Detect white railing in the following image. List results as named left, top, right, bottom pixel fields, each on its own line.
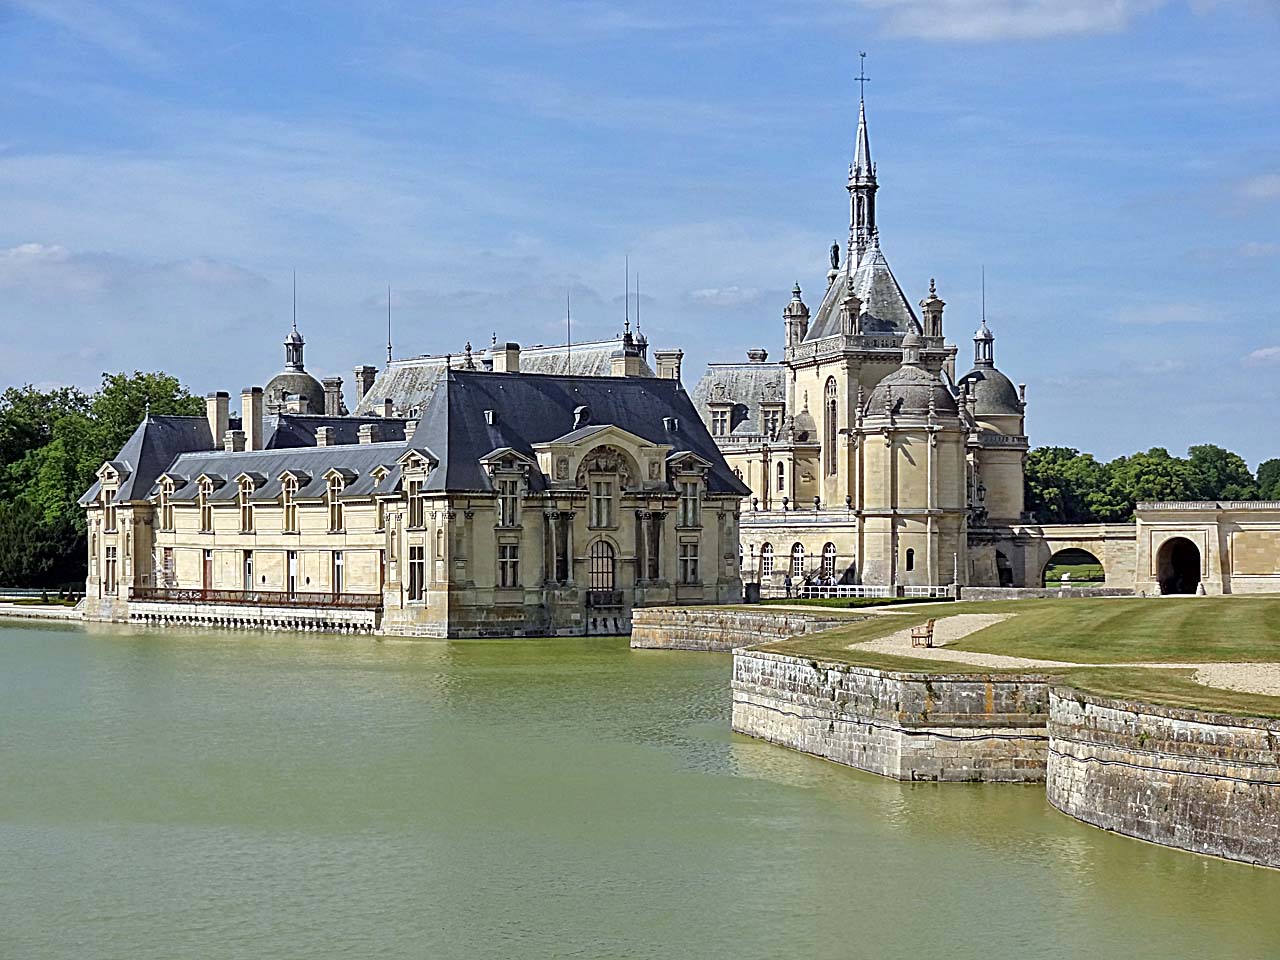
left=798, top=584, right=895, bottom=599
left=903, top=585, right=955, bottom=598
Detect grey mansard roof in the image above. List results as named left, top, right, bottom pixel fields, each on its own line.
left=805, top=238, right=918, bottom=340
left=352, top=337, right=655, bottom=416
left=78, top=415, right=213, bottom=506
left=83, top=367, right=747, bottom=506
left=690, top=360, right=787, bottom=437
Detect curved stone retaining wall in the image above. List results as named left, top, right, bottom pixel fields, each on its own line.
left=631, top=607, right=856, bottom=652
left=1047, top=689, right=1280, bottom=868
left=731, top=649, right=1050, bottom=782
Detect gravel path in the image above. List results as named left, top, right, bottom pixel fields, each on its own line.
left=847, top=612, right=1280, bottom=696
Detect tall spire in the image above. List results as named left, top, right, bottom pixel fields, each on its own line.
left=848, top=52, right=878, bottom=266
left=386, top=285, right=393, bottom=364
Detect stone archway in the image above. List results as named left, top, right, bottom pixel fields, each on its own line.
left=1156, top=537, right=1201, bottom=595
left=1041, top=547, right=1105, bottom=587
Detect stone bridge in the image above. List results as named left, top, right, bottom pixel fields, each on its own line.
left=970, top=523, right=1137, bottom=589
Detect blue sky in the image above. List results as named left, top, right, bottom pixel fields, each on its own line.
left=1, top=0, right=1278, bottom=464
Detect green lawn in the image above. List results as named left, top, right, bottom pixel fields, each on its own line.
left=1042, top=561, right=1105, bottom=583
left=752, top=596, right=1280, bottom=719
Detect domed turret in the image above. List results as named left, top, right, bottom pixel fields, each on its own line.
left=266, top=323, right=325, bottom=414
left=961, top=319, right=1022, bottom=417
left=783, top=283, right=810, bottom=346
left=865, top=323, right=958, bottom=419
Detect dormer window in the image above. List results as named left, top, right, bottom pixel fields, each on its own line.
left=198, top=479, right=214, bottom=533
left=710, top=409, right=729, bottom=437
left=102, top=487, right=117, bottom=532
left=677, top=480, right=701, bottom=528
left=496, top=477, right=519, bottom=527
left=281, top=475, right=299, bottom=533
left=407, top=478, right=425, bottom=528
left=327, top=476, right=345, bottom=532
left=238, top=479, right=255, bottom=533
left=761, top=407, right=782, bottom=440
left=158, top=482, right=174, bottom=531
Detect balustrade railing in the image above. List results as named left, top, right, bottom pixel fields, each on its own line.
left=130, top=586, right=383, bottom=609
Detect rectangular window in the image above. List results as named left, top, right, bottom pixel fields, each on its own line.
left=498, top=542, right=520, bottom=588
left=590, top=480, right=613, bottom=528
left=408, top=480, right=425, bottom=528
left=159, top=490, right=173, bottom=531
left=679, top=542, right=699, bottom=585
left=408, top=545, right=426, bottom=600
left=678, top=481, right=700, bottom=528
left=104, top=546, right=118, bottom=595
left=239, top=485, right=254, bottom=533
left=497, top=477, right=519, bottom=527
left=199, top=491, right=212, bottom=534
left=376, top=498, right=386, bottom=533
left=332, top=551, right=344, bottom=593
left=763, top=409, right=781, bottom=440
left=103, top=490, right=117, bottom=532
left=281, top=479, right=298, bottom=533
left=711, top=410, right=728, bottom=436
left=287, top=550, right=298, bottom=595
left=243, top=550, right=254, bottom=590
left=162, top=547, right=174, bottom=586
left=328, top=478, right=344, bottom=532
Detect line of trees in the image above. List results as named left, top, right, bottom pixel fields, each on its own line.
left=1025, top=445, right=1280, bottom=525
left=0, top=372, right=203, bottom=588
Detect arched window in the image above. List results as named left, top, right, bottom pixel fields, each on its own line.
left=824, top=377, right=838, bottom=477
left=905, top=548, right=915, bottom=572
left=776, top=461, right=785, bottom=492
left=239, top=479, right=254, bottom=533
left=790, top=543, right=805, bottom=577
left=760, top=542, right=774, bottom=577
left=589, top=540, right=616, bottom=591
left=822, top=542, right=837, bottom=580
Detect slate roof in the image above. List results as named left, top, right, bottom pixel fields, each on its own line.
left=78, top=416, right=213, bottom=505
left=263, top=414, right=408, bottom=448
left=352, top=337, right=654, bottom=416
left=689, top=361, right=787, bottom=438
left=410, top=370, right=748, bottom=496
left=83, top=369, right=747, bottom=506
left=805, top=237, right=918, bottom=340
left=959, top=366, right=1022, bottom=417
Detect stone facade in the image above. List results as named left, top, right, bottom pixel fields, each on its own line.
left=731, top=649, right=1050, bottom=782
left=1134, top=501, right=1280, bottom=596
left=1047, top=688, right=1280, bottom=869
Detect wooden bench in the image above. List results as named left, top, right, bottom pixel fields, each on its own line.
left=910, top=618, right=936, bottom=648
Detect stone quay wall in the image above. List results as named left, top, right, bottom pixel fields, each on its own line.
left=1047, top=689, right=1280, bottom=869
left=630, top=607, right=855, bottom=652
left=731, top=648, right=1050, bottom=782
left=958, top=586, right=1133, bottom=602
left=127, top=600, right=381, bottom=635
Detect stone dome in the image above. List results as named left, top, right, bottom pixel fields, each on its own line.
left=265, top=370, right=325, bottom=414
left=961, top=366, right=1022, bottom=417
left=865, top=363, right=958, bottom=419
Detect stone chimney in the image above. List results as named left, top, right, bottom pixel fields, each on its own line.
left=315, top=426, right=335, bottom=447
left=654, top=349, right=683, bottom=381
left=205, top=392, right=229, bottom=448
left=240, top=387, right=264, bottom=451
left=224, top=429, right=246, bottom=452
left=491, top=342, right=521, bottom=373
left=382, top=398, right=394, bottom=418
left=358, top=422, right=381, bottom=445
left=353, top=365, right=378, bottom=401
left=746, top=349, right=769, bottom=363
left=322, top=377, right=344, bottom=416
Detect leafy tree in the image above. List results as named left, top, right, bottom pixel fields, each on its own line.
left=1186, top=444, right=1257, bottom=501
left=1258, top=458, right=1280, bottom=500
left=1024, top=447, right=1122, bottom=523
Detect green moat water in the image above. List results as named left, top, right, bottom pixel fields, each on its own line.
left=2, top=622, right=1277, bottom=960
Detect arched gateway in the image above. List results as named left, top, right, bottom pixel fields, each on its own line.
left=1156, top=537, right=1201, bottom=595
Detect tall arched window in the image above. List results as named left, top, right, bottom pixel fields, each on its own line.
left=824, top=377, right=838, bottom=477
left=760, top=543, right=774, bottom=577
left=281, top=475, right=298, bottom=533
left=822, top=542, right=837, bottom=580
left=238, top=479, right=254, bottom=533
left=588, top=540, right=616, bottom=591
left=905, top=548, right=915, bottom=572
left=790, top=543, right=805, bottom=577
left=776, top=461, right=785, bottom=492
left=327, top=476, right=344, bottom=532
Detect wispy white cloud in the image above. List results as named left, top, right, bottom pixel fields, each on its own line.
left=1244, top=346, right=1280, bottom=366
left=1238, top=173, right=1280, bottom=203
left=856, top=0, right=1168, bottom=41
left=688, top=286, right=765, bottom=308
left=8, top=0, right=193, bottom=69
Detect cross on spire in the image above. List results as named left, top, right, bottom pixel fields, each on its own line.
left=856, top=51, right=870, bottom=103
